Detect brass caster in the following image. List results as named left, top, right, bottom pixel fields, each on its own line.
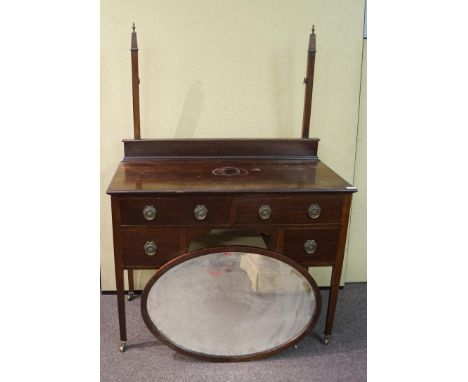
left=323, top=335, right=331, bottom=345
left=127, top=292, right=135, bottom=301
left=119, top=342, right=127, bottom=352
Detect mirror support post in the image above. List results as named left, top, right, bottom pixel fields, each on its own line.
left=131, top=23, right=141, bottom=140
left=301, top=26, right=316, bottom=139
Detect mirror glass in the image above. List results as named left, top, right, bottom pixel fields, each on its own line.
left=142, top=251, right=320, bottom=359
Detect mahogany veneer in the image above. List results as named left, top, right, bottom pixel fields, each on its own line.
left=107, top=141, right=356, bottom=351
left=106, top=25, right=358, bottom=356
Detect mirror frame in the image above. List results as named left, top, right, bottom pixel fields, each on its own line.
left=141, top=245, right=322, bottom=362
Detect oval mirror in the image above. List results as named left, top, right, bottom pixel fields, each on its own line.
left=141, top=246, right=321, bottom=361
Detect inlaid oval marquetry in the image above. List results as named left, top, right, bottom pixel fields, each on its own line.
left=212, top=166, right=249, bottom=176
left=141, top=246, right=321, bottom=361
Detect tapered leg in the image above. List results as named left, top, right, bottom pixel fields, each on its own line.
left=323, top=266, right=342, bottom=343
left=111, top=195, right=127, bottom=352
left=115, top=267, right=127, bottom=351
left=127, top=270, right=135, bottom=301
left=323, top=194, right=352, bottom=345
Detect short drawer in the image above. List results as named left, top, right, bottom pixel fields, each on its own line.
left=120, top=196, right=232, bottom=226
left=121, top=229, right=181, bottom=266
left=282, top=228, right=340, bottom=265
left=235, top=195, right=343, bottom=225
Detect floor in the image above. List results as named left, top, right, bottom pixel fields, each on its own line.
left=101, top=283, right=366, bottom=382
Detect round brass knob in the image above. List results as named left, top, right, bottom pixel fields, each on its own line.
left=307, top=203, right=321, bottom=219
left=304, top=239, right=317, bottom=254
left=258, top=205, right=272, bottom=220
left=194, top=205, right=208, bottom=220
left=143, top=205, right=157, bottom=221
left=144, top=241, right=158, bottom=256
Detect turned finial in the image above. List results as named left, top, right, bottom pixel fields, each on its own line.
left=131, top=23, right=138, bottom=50
left=308, top=25, right=316, bottom=52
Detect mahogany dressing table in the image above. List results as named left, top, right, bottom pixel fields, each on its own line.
left=107, top=24, right=357, bottom=358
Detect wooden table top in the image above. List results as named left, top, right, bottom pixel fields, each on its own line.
left=107, top=159, right=356, bottom=194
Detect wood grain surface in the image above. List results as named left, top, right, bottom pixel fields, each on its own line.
left=107, top=159, right=355, bottom=194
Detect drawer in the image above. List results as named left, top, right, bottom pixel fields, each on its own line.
left=282, top=228, right=340, bottom=265
left=121, top=229, right=181, bottom=266
left=120, top=197, right=231, bottom=226
left=235, top=195, right=342, bottom=225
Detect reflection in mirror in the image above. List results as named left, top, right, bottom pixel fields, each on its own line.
left=143, top=251, right=320, bottom=360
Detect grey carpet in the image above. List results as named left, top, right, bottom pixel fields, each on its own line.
left=101, top=283, right=366, bottom=382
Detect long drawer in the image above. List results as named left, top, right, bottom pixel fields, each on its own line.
left=282, top=228, right=340, bottom=265
left=235, top=195, right=343, bottom=225
left=119, top=196, right=231, bottom=226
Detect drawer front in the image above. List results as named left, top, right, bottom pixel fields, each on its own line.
left=121, top=229, right=181, bottom=266
left=235, top=195, right=343, bottom=225
left=283, top=228, right=340, bottom=265
left=120, top=197, right=231, bottom=226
